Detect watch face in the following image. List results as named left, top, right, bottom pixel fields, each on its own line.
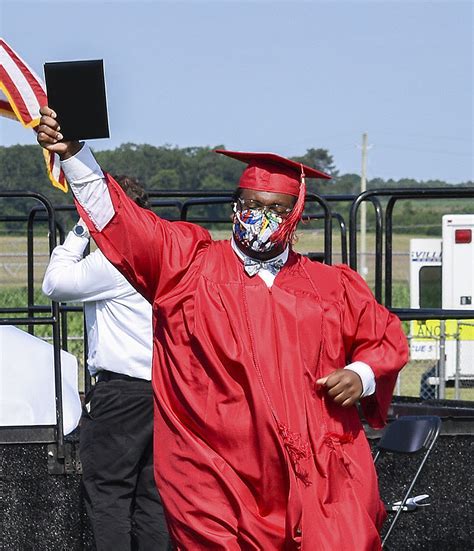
left=74, top=225, right=85, bottom=236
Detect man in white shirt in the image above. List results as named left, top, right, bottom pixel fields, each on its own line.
left=42, top=176, right=170, bottom=551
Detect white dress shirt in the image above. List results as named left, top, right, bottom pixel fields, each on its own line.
left=42, top=229, right=153, bottom=379
left=59, top=144, right=375, bottom=396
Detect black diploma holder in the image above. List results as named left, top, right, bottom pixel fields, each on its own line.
left=44, top=59, right=110, bottom=141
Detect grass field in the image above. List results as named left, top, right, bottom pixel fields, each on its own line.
left=1, top=232, right=472, bottom=400
left=1, top=228, right=414, bottom=287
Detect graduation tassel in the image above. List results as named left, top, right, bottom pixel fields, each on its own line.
left=278, top=421, right=313, bottom=486
left=270, top=164, right=306, bottom=245
left=324, top=432, right=354, bottom=446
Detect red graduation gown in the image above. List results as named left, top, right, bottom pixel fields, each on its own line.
left=77, top=175, right=408, bottom=551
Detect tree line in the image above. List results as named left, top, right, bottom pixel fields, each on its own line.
left=1, top=143, right=472, bottom=235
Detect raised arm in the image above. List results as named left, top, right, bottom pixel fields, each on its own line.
left=37, top=107, right=212, bottom=303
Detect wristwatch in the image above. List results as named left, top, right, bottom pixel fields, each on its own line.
left=72, top=223, right=90, bottom=239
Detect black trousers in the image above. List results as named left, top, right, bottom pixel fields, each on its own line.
left=80, top=377, right=171, bottom=551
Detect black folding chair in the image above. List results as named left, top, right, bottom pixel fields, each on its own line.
left=373, top=415, right=442, bottom=547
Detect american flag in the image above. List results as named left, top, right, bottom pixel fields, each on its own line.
left=0, top=38, right=67, bottom=192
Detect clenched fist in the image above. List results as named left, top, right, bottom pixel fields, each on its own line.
left=316, top=369, right=363, bottom=408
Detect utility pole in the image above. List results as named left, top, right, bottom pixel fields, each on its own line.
left=360, top=132, right=369, bottom=279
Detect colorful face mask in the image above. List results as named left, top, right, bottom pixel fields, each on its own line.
left=232, top=205, right=283, bottom=253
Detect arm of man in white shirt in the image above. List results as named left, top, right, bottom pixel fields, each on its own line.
left=42, top=224, right=123, bottom=303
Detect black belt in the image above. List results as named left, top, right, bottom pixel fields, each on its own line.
left=95, top=371, right=147, bottom=383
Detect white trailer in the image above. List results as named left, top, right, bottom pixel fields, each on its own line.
left=410, top=214, right=474, bottom=386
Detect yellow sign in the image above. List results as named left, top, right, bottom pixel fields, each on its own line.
left=411, top=320, right=474, bottom=341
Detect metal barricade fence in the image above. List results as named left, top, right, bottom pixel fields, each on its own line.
left=1, top=187, right=473, bottom=454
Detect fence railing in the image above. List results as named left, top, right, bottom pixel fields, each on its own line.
left=1, top=187, right=473, bottom=451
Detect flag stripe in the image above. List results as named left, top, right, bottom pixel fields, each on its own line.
left=42, top=148, right=68, bottom=193
left=0, top=71, right=36, bottom=127
left=0, top=53, right=44, bottom=124
left=0, top=39, right=43, bottom=85
left=0, top=40, right=46, bottom=117
left=0, top=98, right=17, bottom=120
left=0, top=38, right=68, bottom=193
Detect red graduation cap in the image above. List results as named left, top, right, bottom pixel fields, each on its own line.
left=215, top=148, right=331, bottom=243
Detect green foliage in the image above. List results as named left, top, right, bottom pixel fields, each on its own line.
left=93, top=143, right=243, bottom=192
left=290, top=148, right=339, bottom=179
left=1, top=143, right=472, bottom=235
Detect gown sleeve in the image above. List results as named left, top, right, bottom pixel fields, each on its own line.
left=74, top=172, right=212, bottom=304
left=338, top=264, right=409, bottom=428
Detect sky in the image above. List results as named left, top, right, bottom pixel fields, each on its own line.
left=0, top=0, right=472, bottom=183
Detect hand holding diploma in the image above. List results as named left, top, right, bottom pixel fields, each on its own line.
left=37, top=106, right=82, bottom=159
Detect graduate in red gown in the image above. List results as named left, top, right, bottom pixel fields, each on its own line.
left=37, top=107, right=408, bottom=550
